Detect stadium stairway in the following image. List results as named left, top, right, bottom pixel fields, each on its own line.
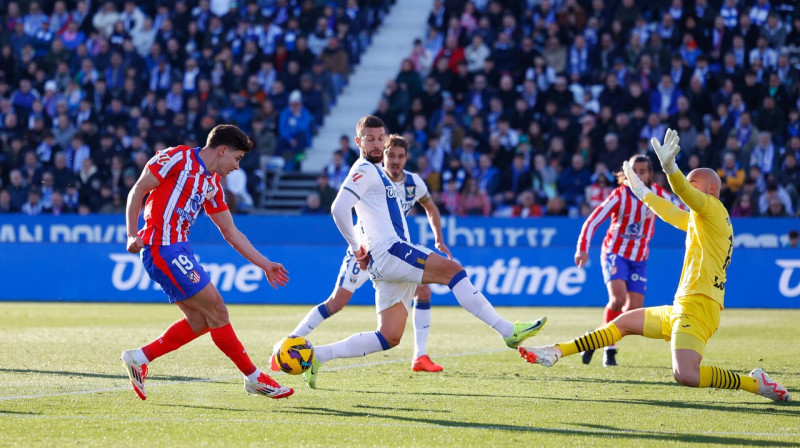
left=301, top=0, right=430, bottom=174
left=259, top=170, right=318, bottom=214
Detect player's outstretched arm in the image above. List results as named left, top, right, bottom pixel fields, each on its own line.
left=125, top=168, right=161, bottom=253
left=419, top=195, right=452, bottom=259
left=209, top=210, right=289, bottom=288
left=623, top=161, right=689, bottom=231
left=651, top=129, right=707, bottom=213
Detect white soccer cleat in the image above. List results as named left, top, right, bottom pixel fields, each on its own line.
left=519, top=346, right=561, bottom=367
left=244, top=373, right=294, bottom=399
left=120, top=350, right=148, bottom=400
left=749, top=368, right=792, bottom=402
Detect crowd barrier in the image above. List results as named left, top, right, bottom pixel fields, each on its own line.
left=1, top=215, right=798, bottom=307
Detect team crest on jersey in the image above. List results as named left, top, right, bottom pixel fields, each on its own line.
left=187, top=270, right=201, bottom=283
left=405, top=185, right=415, bottom=201
left=189, top=193, right=203, bottom=213
left=205, top=184, right=215, bottom=199
left=155, top=152, right=171, bottom=165
left=349, top=276, right=358, bottom=283
left=625, top=222, right=642, bottom=235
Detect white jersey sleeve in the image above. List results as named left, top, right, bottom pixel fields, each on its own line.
left=407, top=172, right=430, bottom=204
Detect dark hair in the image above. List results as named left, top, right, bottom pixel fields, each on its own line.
left=384, top=134, right=408, bottom=153
left=789, top=230, right=799, bottom=239
left=355, top=115, right=385, bottom=137
left=206, top=124, right=253, bottom=152
left=615, top=155, right=652, bottom=184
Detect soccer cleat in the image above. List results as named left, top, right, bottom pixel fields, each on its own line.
left=749, top=368, right=792, bottom=402
left=269, top=352, right=280, bottom=372
left=303, top=358, right=322, bottom=389
left=244, top=373, right=294, bottom=399
left=120, top=350, right=148, bottom=401
left=504, top=317, right=548, bottom=349
left=412, top=355, right=443, bottom=372
left=603, top=348, right=618, bottom=367
left=518, top=345, right=561, bottom=367
left=581, top=350, right=595, bottom=365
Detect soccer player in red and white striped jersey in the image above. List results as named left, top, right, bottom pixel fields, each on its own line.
left=120, top=124, right=293, bottom=400
left=575, top=155, right=674, bottom=366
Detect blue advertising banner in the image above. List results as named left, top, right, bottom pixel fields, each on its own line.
left=0, top=215, right=798, bottom=248
left=1, top=241, right=798, bottom=308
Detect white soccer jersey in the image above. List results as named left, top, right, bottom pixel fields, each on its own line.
left=393, top=170, right=429, bottom=215
left=340, top=159, right=410, bottom=252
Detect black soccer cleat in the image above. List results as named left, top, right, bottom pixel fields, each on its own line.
left=581, top=350, right=595, bottom=365
left=603, top=348, right=618, bottom=367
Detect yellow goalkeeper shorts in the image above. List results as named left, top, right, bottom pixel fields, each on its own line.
left=643, top=294, right=721, bottom=356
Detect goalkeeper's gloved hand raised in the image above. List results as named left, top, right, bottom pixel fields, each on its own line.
left=650, top=128, right=681, bottom=175
left=622, top=160, right=651, bottom=201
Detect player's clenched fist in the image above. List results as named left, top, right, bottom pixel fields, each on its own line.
left=127, top=235, right=144, bottom=254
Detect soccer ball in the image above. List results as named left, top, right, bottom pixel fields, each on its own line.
left=276, top=335, right=314, bottom=375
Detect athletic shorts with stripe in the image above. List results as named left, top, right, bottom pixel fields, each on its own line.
left=141, top=242, right=211, bottom=303
left=643, top=294, right=721, bottom=356
left=367, top=240, right=433, bottom=313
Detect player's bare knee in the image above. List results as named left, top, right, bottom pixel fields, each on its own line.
left=415, top=285, right=431, bottom=301
left=673, top=369, right=700, bottom=387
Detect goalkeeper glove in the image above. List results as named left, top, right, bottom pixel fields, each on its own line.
left=650, top=128, right=681, bottom=175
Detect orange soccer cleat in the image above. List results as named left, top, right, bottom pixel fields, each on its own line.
left=411, top=355, right=443, bottom=372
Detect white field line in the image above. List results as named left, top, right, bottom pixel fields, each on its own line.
left=0, top=348, right=504, bottom=402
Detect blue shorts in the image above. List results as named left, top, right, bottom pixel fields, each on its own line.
left=141, top=242, right=211, bottom=303
left=600, top=252, right=647, bottom=295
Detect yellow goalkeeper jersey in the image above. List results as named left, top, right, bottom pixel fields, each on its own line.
left=643, top=171, right=733, bottom=308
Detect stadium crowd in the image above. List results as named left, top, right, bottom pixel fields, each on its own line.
left=0, top=0, right=799, bottom=220
left=0, top=0, right=389, bottom=214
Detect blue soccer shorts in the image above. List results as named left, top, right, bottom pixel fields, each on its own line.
left=600, top=252, right=647, bottom=295
left=141, top=242, right=211, bottom=303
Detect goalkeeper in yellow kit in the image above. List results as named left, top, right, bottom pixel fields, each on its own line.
left=519, top=129, right=792, bottom=402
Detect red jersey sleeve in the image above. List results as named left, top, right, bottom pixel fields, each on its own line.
left=203, top=174, right=229, bottom=214
left=577, top=187, right=621, bottom=253
left=147, top=146, right=188, bottom=181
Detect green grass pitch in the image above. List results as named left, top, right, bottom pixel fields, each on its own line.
left=0, top=303, right=798, bottom=447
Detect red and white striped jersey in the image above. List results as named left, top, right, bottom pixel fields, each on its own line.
left=577, top=184, right=673, bottom=262
left=139, top=145, right=228, bottom=246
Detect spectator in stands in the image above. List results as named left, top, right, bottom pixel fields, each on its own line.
left=457, top=177, right=491, bottom=217
left=785, top=230, right=799, bottom=249
left=558, top=154, right=592, bottom=208
left=7, top=169, right=27, bottom=211
left=277, top=90, right=313, bottom=170
left=510, top=190, right=543, bottom=218
left=759, top=181, right=795, bottom=217
left=731, top=192, right=757, bottom=218
left=0, top=189, right=12, bottom=213
left=21, top=187, right=43, bottom=215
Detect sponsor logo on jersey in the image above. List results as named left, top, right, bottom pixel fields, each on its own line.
left=352, top=173, right=363, bottom=182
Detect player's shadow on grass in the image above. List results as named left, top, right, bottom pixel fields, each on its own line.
left=538, top=395, right=800, bottom=417
left=551, top=376, right=680, bottom=387
left=353, top=404, right=449, bottom=414
left=0, top=410, right=41, bottom=415
left=0, top=368, right=209, bottom=382
left=287, top=406, right=800, bottom=446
